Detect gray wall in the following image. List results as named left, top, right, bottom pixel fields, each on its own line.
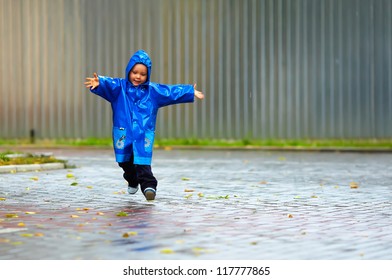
left=1, top=0, right=391, bottom=140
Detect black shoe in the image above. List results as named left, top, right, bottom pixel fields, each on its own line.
left=143, top=187, right=156, bottom=201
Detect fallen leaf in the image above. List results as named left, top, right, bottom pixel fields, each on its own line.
left=70, top=215, right=79, bottom=218
left=96, top=212, right=105, bottom=216
left=25, top=211, right=36, bottom=215
left=184, top=189, right=194, bottom=192
left=0, top=197, right=6, bottom=201
left=181, top=177, right=190, bottom=181
left=259, top=181, right=268, bottom=184
left=122, top=231, right=138, bottom=238
left=287, top=214, right=293, bottom=218
left=66, top=173, right=75, bottom=178
left=350, top=182, right=359, bottom=189
left=184, top=194, right=193, bottom=199
left=311, top=195, right=318, bottom=198
left=5, top=213, right=18, bottom=218
left=30, top=176, right=39, bottom=181
left=20, top=233, right=34, bottom=238
left=160, top=248, right=175, bottom=254
left=198, top=193, right=204, bottom=198
left=116, top=211, right=128, bottom=217
left=86, top=186, right=93, bottom=189
left=70, top=182, right=78, bottom=186
left=34, top=233, right=44, bottom=237
left=17, top=222, right=25, bottom=227
left=0, top=238, right=10, bottom=243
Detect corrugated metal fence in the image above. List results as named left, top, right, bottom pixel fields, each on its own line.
left=1, top=0, right=391, bottom=140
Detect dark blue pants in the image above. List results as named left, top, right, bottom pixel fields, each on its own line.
left=118, top=160, right=157, bottom=192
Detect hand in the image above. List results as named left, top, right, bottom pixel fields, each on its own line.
left=194, top=84, right=204, bottom=100
left=84, top=73, right=100, bottom=90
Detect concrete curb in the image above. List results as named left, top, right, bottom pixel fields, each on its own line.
left=0, top=162, right=65, bottom=174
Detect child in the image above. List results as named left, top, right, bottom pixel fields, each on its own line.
left=84, top=50, right=204, bottom=201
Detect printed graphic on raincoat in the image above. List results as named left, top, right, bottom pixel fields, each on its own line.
left=90, top=50, right=195, bottom=165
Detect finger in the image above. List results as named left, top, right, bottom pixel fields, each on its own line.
left=94, top=73, right=98, bottom=78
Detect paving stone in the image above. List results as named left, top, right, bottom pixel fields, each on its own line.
left=0, top=148, right=392, bottom=260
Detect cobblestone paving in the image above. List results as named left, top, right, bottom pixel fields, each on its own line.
left=1, top=148, right=392, bottom=260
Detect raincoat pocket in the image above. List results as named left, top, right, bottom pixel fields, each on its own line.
left=113, top=127, right=126, bottom=151
left=144, top=130, right=155, bottom=153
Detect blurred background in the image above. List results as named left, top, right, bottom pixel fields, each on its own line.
left=1, top=0, right=391, bottom=141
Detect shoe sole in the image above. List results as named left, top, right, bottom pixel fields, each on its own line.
left=144, top=189, right=156, bottom=201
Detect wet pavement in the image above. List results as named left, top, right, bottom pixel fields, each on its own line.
left=1, top=148, right=392, bottom=260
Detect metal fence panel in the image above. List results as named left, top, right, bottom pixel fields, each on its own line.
left=1, top=0, right=391, bottom=140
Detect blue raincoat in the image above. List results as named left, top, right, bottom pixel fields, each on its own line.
left=90, top=50, right=194, bottom=165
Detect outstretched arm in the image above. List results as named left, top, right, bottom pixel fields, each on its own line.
left=84, top=73, right=100, bottom=90
left=194, top=84, right=204, bottom=100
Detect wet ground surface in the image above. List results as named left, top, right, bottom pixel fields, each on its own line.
left=1, top=148, right=392, bottom=260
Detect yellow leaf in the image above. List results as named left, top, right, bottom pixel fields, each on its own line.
left=198, top=193, right=204, bottom=197
left=25, top=211, right=36, bottom=215
left=350, top=182, right=359, bottom=189
left=30, top=176, right=39, bottom=181
left=0, top=197, right=7, bottom=201
left=86, top=186, right=93, bottom=189
left=122, top=231, right=138, bottom=238
left=34, top=233, right=44, bottom=237
left=185, top=194, right=193, bottom=199
left=287, top=214, right=293, bottom=218
left=70, top=215, right=79, bottom=218
left=160, top=248, right=175, bottom=254
left=20, top=233, right=34, bottom=238
left=184, top=189, right=194, bottom=192
left=181, top=177, right=190, bottom=181
left=164, top=146, right=172, bottom=151
left=5, top=213, right=18, bottom=218
left=96, top=212, right=105, bottom=216
left=66, top=173, right=75, bottom=178
left=17, top=222, right=25, bottom=227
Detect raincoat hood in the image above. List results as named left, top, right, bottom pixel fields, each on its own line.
left=125, top=49, right=152, bottom=84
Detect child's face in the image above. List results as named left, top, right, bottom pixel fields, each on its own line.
left=129, top=64, right=148, bottom=86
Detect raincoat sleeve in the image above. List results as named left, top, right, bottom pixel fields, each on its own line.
left=90, top=75, right=122, bottom=103
left=150, top=83, right=195, bottom=108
